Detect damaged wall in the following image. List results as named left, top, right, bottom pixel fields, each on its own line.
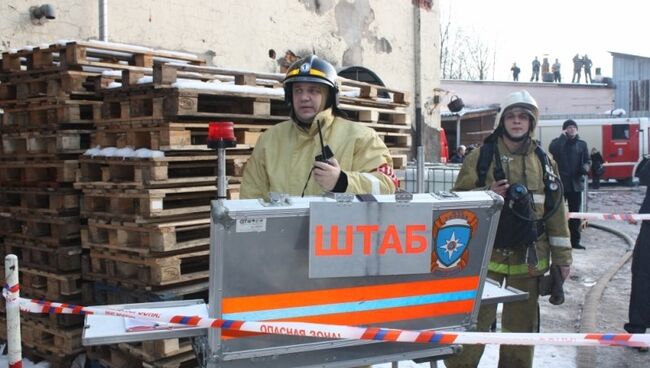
left=1, top=0, right=441, bottom=158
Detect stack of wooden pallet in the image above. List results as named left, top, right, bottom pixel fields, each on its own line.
left=0, top=40, right=205, bottom=368
left=0, top=40, right=411, bottom=368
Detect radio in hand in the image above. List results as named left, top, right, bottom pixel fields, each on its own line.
left=315, top=120, right=333, bottom=163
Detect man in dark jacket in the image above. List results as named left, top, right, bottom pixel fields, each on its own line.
left=625, top=161, right=650, bottom=351
left=549, top=119, right=591, bottom=249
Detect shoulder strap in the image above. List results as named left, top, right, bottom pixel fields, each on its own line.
left=476, top=143, right=493, bottom=187
left=534, top=145, right=557, bottom=214
left=476, top=142, right=505, bottom=187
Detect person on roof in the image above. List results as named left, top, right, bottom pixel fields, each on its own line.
left=530, top=57, right=541, bottom=82
left=445, top=90, right=572, bottom=368
left=240, top=55, right=398, bottom=200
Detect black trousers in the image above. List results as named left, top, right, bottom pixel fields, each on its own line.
left=626, top=228, right=650, bottom=333
left=565, top=191, right=582, bottom=247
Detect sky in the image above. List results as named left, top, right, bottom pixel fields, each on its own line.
left=440, top=0, right=650, bottom=81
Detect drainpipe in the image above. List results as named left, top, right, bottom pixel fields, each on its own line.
left=414, top=4, right=424, bottom=193
left=99, top=0, right=108, bottom=41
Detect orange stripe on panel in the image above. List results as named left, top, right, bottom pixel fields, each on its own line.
left=223, top=276, right=479, bottom=313
left=220, top=300, right=475, bottom=339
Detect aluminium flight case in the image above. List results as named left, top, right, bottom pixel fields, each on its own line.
left=205, top=191, right=510, bottom=368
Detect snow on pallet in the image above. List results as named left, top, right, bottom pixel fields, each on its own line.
left=0, top=40, right=204, bottom=74
left=99, top=85, right=288, bottom=121
left=153, top=63, right=409, bottom=107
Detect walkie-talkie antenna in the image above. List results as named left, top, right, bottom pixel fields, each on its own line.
left=314, top=120, right=333, bottom=162
left=317, top=120, right=327, bottom=157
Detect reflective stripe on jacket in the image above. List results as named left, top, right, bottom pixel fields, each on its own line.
left=453, top=137, right=572, bottom=276
left=240, top=108, right=396, bottom=200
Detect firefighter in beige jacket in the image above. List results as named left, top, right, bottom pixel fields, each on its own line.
left=445, top=90, right=572, bottom=368
left=240, top=55, right=398, bottom=200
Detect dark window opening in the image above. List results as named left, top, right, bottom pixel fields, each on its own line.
left=612, top=124, right=630, bottom=140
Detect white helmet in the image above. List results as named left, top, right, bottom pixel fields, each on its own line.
left=494, top=90, right=540, bottom=135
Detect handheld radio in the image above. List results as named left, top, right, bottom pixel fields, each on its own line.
left=315, top=120, right=333, bottom=162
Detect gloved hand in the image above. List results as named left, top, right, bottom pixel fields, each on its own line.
left=548, top=265, right=567, bottom=305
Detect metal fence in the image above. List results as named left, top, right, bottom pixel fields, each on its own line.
left=401, top=163, right=462, bottom=193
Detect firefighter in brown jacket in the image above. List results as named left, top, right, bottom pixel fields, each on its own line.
left=445, top=90, right=572, bottom=368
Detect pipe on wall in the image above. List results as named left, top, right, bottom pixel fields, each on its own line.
left=413, top=4, right=424, bottom=193
left=99, top=0, right=108, bottom=41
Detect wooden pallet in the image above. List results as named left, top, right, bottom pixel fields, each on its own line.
left=0, top=186, right=79, bottom=216
left=3, top=237, right=82, bottom=272
left=81, top=279, right=209, bottom=305
left=22, top=309, right=85, bottom=329
left=377, top=131, right=412, bottom=148
left=0, top=70, right=114, bottom=102
left=19, top=319, right=84, bottom=356
left=83, top=217, right=210, bottom=254
left=0, top=129, right=93, bottom=156
left=80, top=185, right=219, bottom=221
left=152, top=63, right=283, bottom=88
left=20, top=266, right=82, bottom=300
left=120, top=338, right=195, bottom=363
left=99, top=86, right=289, bottom=121
left=339, top=77, right=410, bottom=107
left=339, top=103, right=410, bottom=126
left=141, top=350, right=198, bottom=368
left=0, top=329, right=83, bottom=368
left=0, top=159, right=78, bottom=185
left=151, top=63, right=409, bottom=109
left=93, top=119, right=273, bottom=150
left=77, top=153, right=248, bottom=188
left=0, top=212, right=81, bottom=246
left=87, top=345, right=143, bottom=368
left=391, top=154, right=408, bottom=170
left=1, top=100, right=101, bottom=131
left=1, top=40, right=205, bottom=73
left=85, top=248, right=210, bottom=286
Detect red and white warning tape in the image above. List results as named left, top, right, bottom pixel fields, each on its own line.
left=569, top=212, right=649, bottom=221
left=16, top=297, right=650, bottom=348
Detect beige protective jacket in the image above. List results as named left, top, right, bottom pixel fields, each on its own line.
left=453, top=137, right=572, bottom=276
left=240, top=108, right=396, bottom=200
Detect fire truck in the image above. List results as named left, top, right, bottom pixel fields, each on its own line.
left=537, top=117, right=650, bottom=184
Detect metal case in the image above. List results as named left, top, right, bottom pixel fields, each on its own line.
left=206, top=191, right=505, bottom=367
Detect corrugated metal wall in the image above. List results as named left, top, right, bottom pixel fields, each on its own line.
left=612, top=52, right=650, bottom=116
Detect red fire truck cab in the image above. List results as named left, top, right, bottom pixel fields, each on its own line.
left=537, top=117, right=650, bottom=183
